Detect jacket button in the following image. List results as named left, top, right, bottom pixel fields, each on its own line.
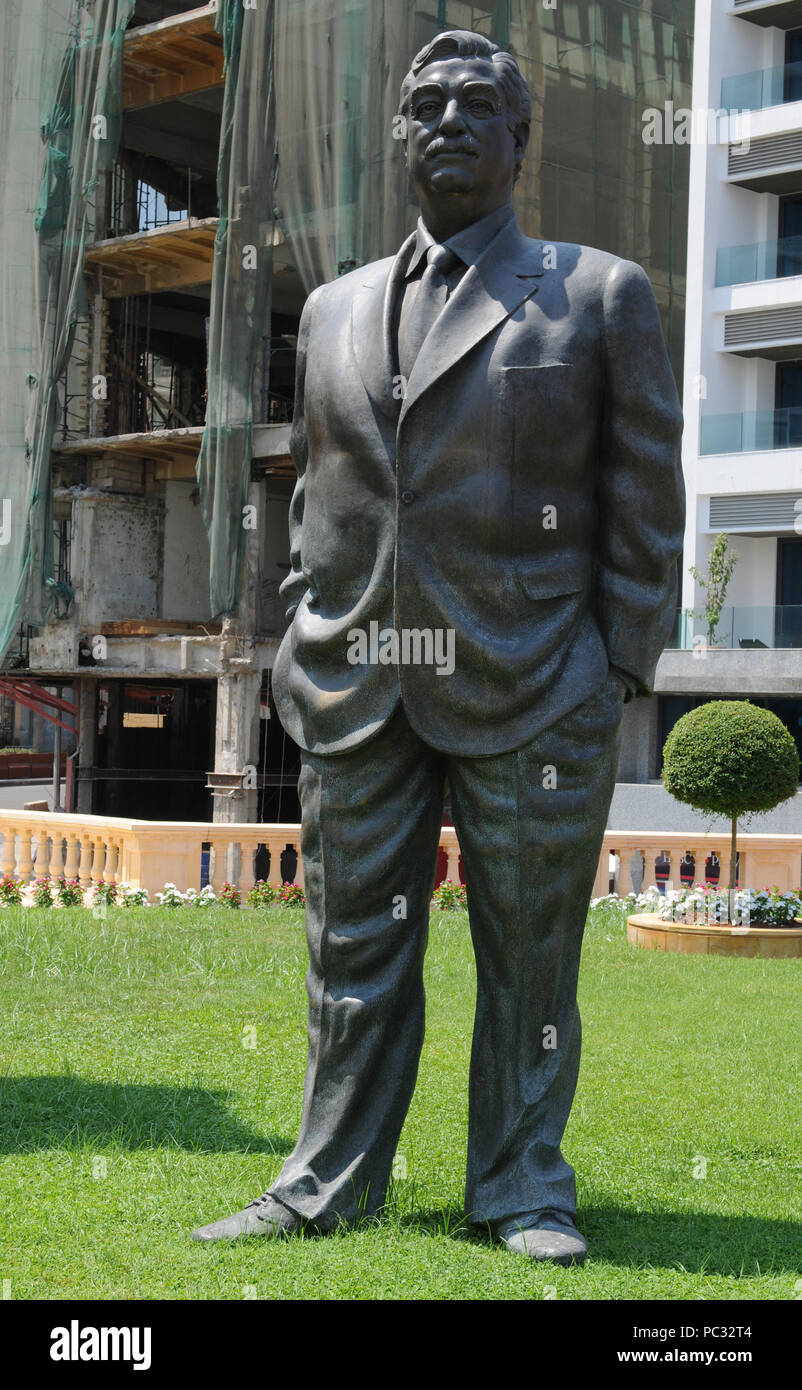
left=400, top=490, right=416, bottom=504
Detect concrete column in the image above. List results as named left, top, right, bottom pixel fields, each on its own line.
left=76, top=679, right=97, bottom=814
left=211, top=666, right=261, bottom=824
left=208, top=473, right=263, bottom=826
left=237, top=477, right=261, bottom=633
left=616, top=694, right=660, bottom=784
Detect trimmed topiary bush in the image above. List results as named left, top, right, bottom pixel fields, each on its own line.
left=662, top=701, right=799, bottom=898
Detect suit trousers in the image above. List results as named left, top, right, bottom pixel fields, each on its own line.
left=267, top=671, right=625, bottom=1229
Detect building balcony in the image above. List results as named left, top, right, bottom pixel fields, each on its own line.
left=84, top=217, right=218, bottom=298
left=656, top=644, right=802, bottom=696
left=722, top=60, right=802, bottom=112
left=726, top=110, right=802, bottom=192
left=700, top=406, right=802, bottom=452
left=716, top=234, right=802, bottom=285
left=123, top=3, right=223, bottom=111
left=731, top=0, right=802, bottom=30
left=711, top=272, right=802, bottom=354
left=666, top=606, right=802, bottom=650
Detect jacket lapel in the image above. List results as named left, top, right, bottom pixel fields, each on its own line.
left=350, top=218, right=547, bottom=433
left=350, top=231, right=416, bottom=427
left=398, top=218, right=546, bottom=428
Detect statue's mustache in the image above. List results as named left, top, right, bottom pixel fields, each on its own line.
left=425, top=139, right=479, bottom=159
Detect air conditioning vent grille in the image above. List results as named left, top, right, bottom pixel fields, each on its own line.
left=709, top=492, right=802, bottom=529
left=729, top=130, right=802, bottom=175
left=724, top=304, right=802, bottom=343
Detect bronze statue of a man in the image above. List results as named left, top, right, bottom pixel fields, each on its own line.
left=194, top=29, right=684, bottom=1264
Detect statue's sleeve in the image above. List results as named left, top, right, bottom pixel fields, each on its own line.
left=596, top=258, right=685, bottom=700
left=279, top=287, right=320, bottom=622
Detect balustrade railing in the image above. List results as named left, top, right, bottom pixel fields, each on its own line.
left=1, top=813, right=799, bottom=906
left=593, top=831, right=802, bottom=899
left=0, top=812, right=465, bottom=901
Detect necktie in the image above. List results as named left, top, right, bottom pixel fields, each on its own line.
left=398, top=243, right=461, bottom=381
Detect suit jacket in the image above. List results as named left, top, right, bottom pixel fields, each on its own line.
left=271, top=214, right=685, bottom=757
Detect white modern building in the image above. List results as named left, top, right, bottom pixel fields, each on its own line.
left=611, top=0, right=802, bottom=832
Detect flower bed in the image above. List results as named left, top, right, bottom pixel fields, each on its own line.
left=431, top=879, right=467, bottom=911
left=0, top=876, right=475, bottom=914
left=593, top=883, right=802, bottom=927
left=0, top=878, right=307, bottom=910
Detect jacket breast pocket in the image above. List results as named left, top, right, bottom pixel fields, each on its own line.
left=501, top=360, right=574, bottom=411
left=516, top=565, right=587, bottom=602
left=500, top=362, right=576, bottom=457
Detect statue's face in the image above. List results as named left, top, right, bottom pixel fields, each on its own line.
left=404, top=56, right=525, bottom=207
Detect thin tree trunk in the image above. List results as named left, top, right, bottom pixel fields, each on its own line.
left=729, top=814, right=738, bottom=903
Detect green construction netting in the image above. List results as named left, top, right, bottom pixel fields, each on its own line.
left=196, top=0, right=275, bottom=619
left=186, top=3, right=513, bottom=615
left=213, top=0, right=691, bottom=613
left=0, top=0, right=134, bottom=664
left=271, top=3, right=518, bottom=292
left=2, top=1, right=692, bottom=641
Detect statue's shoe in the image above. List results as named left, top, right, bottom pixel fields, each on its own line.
left=191, top=1193, right=302, bottom=1242
left=496, top=1213, right=588, bottom=1266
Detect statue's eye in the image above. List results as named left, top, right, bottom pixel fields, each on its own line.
left=469, top=98, right=495, bottom=115
left=415, top=100, right=441, bottom=119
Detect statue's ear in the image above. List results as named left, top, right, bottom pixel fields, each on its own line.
left=514, top=120, right=530, bottom=165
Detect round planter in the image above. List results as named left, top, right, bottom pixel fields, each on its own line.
left=627, top=912, right=802, bottom=959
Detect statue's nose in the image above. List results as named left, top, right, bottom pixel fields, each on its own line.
left=438, top=98, right=467, bottom=133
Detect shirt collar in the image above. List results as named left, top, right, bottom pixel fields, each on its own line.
left=405, top=203, right=516, bottom=279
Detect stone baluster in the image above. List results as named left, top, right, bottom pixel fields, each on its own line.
left=32, top=828, right=49, bottom=881
left=48, top=833, right=65, bottom=882
left=209, top=840, right=228, bottom=893
left=293, top=838, right=304, bottom=889
left=63, top=834, right=80, bottom=884
left=17, top=830, right=33, bottom=884
left=1, top=824, right=17, bottom=880
left=593, top=846, right=612, bottom=898
left=78, top=837, right=93, bottom=891
left=614, top=842, right=639, bottom=894
left=91, top=837, right=105, bottom=887
left=103, top=840, right=118, bottom=885
left=239, top=840, right=257, bottom=894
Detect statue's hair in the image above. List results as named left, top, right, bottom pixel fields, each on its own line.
left=398, top=29, right=531, bottom=181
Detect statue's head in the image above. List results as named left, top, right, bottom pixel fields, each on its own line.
left=398, top=30, right=531, bottom=217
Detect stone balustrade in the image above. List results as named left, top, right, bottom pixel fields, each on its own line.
left=1, top=811, right=799, bottom=901
left=0, top=811, right=305, bottom=898
left=594, top=831, right=802, bottom=898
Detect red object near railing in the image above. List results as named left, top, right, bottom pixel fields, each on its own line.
left=0, top=752, right=68, bottom=780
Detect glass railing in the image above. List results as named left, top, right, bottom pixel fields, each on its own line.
left=700, top=407, right=802, bottom=454
left=722, top=59, right=802, bottom=112
left=666, top=607, right=802, bottom=650
left=716, top=234, right=802, bottom=286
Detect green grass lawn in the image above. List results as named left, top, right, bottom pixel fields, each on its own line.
left=0, top=901, right=799, bottom=1300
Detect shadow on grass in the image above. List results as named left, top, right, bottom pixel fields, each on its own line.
left=0, top=1076, right=293, bottom=1157
left=396, top=1203, right=802, bottom=1275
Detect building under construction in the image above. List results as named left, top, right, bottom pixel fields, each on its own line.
left=0, top=0, right=693, bottom=824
